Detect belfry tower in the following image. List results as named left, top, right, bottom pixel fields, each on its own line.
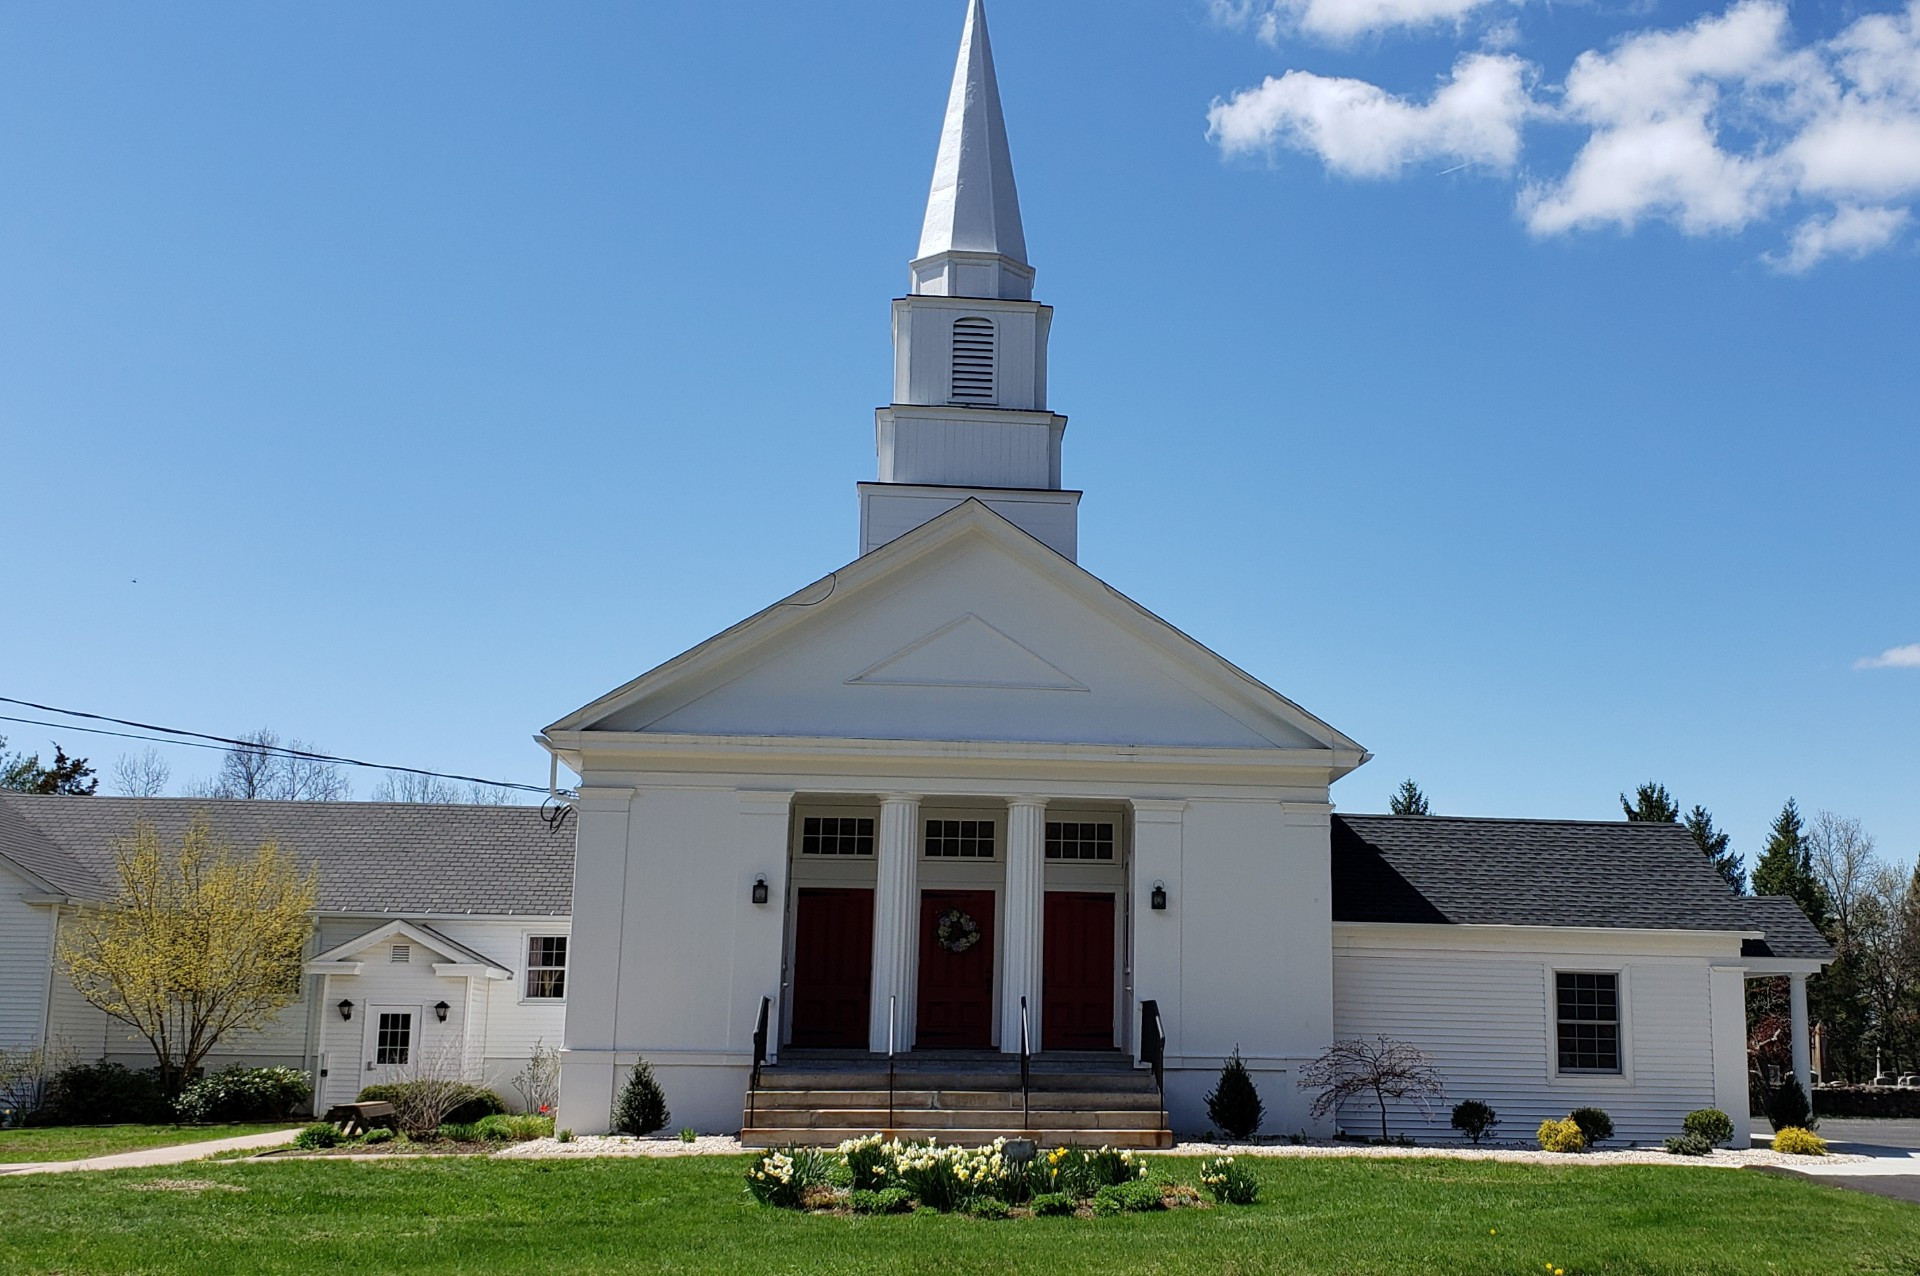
left=857, top=0, right=1079, bottom=561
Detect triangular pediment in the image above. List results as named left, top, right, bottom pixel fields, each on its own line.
left=849, top=613, right=1086, bottom=691
left=547, top=501, right=1365, bottom=760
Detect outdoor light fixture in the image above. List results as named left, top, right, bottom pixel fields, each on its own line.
left=337, top=999, right=354, bottom=1021
left=435, top=1001, right=451, bottom=1023
left=1151, top=881, right=1168, bottom=911
left=751, top=875, right=770, bottom=906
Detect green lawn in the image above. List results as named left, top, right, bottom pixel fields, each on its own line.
left=1, top=1154, right=1915, bottom=1274
left=0, top=1123, right=287, bottom=1165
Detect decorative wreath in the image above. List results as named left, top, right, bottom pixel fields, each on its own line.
left=935, top=908, right=982, bottom=954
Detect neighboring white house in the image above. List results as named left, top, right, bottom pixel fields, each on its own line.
left=537, top=0, right=1831, bottom=1146
left=0, top=794, right=573, bottom=1112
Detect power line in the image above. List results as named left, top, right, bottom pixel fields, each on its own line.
left=0, top=696, right=552, bottom=797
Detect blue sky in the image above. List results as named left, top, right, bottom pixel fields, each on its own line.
left=2, top=1, right=1914, bottom=874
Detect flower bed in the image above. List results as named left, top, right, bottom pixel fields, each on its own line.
left=743, top=1136, right=1256, bottom=1218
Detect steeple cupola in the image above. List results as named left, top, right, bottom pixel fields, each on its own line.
left=858, top=0, right=1079, bottom=561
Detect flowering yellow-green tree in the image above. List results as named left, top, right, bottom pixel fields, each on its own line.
left=57, top=816, right=317, bottom=1094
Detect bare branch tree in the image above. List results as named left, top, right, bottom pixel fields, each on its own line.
left=1810, top=810, right=1876, bottom=943
left=371, top=772, right=463, bottom=803
left=1300, top=1036, right=1445, bottom=1142
left=193, top=728, right=351, bottom=802
left=512, top=1038, right=561, bottom=1114
left=109, top=749, right=173, bottom=797
left=388, top=1030, right=473, bottom=1136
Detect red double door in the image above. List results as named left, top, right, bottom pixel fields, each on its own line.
left=916, top=890, right=996, bottom=1048
left=1043, top=891, right=1116, bottom=1051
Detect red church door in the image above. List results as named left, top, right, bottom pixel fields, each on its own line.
left=916, top=890, right=995, bottom=1048
left=788, top=888, right=874, bottom=1048
left=1043, top=892, right=1116, bottom=1050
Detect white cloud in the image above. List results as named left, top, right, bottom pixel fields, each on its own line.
left=1767, top=204, right=1911, bottom=271
left=1208, top=0, right=1920, bottom=268
left=1207, top=53, right=1533, bottom=177
left=1211, top=0, right=1509, bottom=43
left=1854, top=642, right=1920, bottom=669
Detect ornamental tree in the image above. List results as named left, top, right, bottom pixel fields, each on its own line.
left=57, top=816, right=317, bottom=1094
left=1300, top=1036, right=1445, bottom=1142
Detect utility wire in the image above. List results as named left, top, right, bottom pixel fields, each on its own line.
left=0, top=696, right=552, bottom=797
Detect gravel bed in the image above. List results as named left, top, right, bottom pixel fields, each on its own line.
left=497, top=1133, right=1860, bottom=1169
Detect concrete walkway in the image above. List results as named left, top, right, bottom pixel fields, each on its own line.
left=0, top=1128, right=301, bottom=1177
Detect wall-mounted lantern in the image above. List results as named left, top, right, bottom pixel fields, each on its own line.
left=1150, top=881, right=1168, bottom=911
left=751, top=875, right=770, bottom=906
left=338, top=999, right=354, bottom=1021
left=434, top=1001, right=451, bottom=1023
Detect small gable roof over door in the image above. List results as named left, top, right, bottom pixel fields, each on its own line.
left=546, top=500, right=1366, bottom=764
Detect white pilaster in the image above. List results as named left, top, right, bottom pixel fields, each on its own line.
left=1129, top=799, right=1185, bottom=1063
left=1710, top=965, right=1754, bottom=1149
left=870, top=795, right=923, bottom=1054
left=1001, top=797, right=1047, bottom=1054
left=556, top=785, right=635, bottom=1135
left=1789, top=973, right=1813, bottom=1095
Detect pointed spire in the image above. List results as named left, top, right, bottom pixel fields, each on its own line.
left=914, top=0, right=1032, bottom=299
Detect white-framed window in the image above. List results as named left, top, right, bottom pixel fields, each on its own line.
left=925, top=818, right=995, bottom=858
left=1046, top=821, right=1115, bottom=861
left=525, top=935, right=568, bottom=1000
left=801, top=816, right=874, bottom=856
left=1554, top=971, right=1621, bottom=1074
left=375, top=1012, right=412, bottom=1065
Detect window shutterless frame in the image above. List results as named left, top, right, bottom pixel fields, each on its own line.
left=523, top=933, right=568, bottom=1001
left=1548, top=967, right=1630, bottom=1082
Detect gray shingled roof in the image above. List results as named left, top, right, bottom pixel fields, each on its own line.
left=1333, top=813, right=1764, bottom=935
left=1738, top=895, right=1836, bottom=961
left=0, top=794, right=572, bottom=916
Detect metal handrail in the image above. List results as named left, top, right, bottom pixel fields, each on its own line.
left=1139, top=999, right=1167, bottom=1129
left=887, top=994, right=897, bottom=1132
left=748, top=994, right=771, bottom=1130
left=1019, top=995, right=1031, bottom=1129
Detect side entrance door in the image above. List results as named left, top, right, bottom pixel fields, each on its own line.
left=363, top=1003, right=418, bottom=1085
left=787, top=887, right=875, bottom=1048
left=1043, top=892, right=1116, bottom=1050
left=916, top=889, right=996, bottom=1048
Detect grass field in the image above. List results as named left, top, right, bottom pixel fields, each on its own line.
left=0, top=1123, right=287, bottom=1165
left=2, top=1153, right=1916, bottom=1274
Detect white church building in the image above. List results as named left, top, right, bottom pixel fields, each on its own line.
left=543, top=0, right=1828, bottom=1147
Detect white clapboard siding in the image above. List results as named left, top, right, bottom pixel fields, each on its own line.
left=1332, top=942, right=1718, bottom=1144
left=0, top=867, right=53, bottom=1049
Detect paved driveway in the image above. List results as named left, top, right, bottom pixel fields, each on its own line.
left=1818, top=1119, right=1920, bottom=1153
left=1762, top=1120, right=1920, bottom=1205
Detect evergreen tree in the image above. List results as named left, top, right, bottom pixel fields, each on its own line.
left=1685, top=804, right=1745, bottom=894
left=1204, top=1046, right=1265, bottom=1140
left=0, top=738, right=98, bottom=795
left=612, top=1056, right=670, bottom=1135
left=1620, top=781, right=1680, bottom=823
left=1388, top=780, right=1431, bottom=816
left=1751, top=800, right=1827, bottom=926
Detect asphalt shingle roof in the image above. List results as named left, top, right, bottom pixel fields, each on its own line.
left=0, top=794, right=572, bottom=916
left=1333, top=812, right=1782, bottom=937
left=1738, top=895, right=1836, bottom=961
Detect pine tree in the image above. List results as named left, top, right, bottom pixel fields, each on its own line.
left=1620, top=781, right=1680, bottom=823
left=1204, top=1046, right=1265, bottom=1140
left=612, top=1057, right=670, bottom=1135
left=1388, top=780, right=1431, bottom=816
left=1685, top=804, right=1745, bottom=895
left=1752, top=800, right=1828, bottom=927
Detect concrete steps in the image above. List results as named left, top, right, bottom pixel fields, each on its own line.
left=740, top=1125, right=1173, bottom=1149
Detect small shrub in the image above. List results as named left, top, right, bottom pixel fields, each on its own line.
left=1774, top=1126, right=1828, bottom=1156
left=611, top=1057, right=669, bottom=1136
left=1664, top=1133, right=1714, bottom=1156
left=850, top=1186, right=914, bottom=1215
left=459, top=1113, right=552, bottom=1142
left=1198, top=1155, right=1259, bottom=1204
left=1537, top=1117, right=1585, bottom=1153
left=356, top=1083, right=504, bottom=1131
left=1029, top=1191, right=1075, bottom=1216
left=1569, top=1107, right=1613, bottom=1148
left=745, top=1146, right=831, bottom=1208
left=39, top=1062, right=170, bottom=1125
left=1450, top=1099, right=1499, bottom=1145
left=837, top=1134, right=893, bottom=1191
left=292, top=1122, right=339, bottom=1151
left=361, top=1127, right=396, bottom=1145
left=437, top=1121, right=484, bottom=1143
left=679, top=1127, right=697, bottom=1143
left=556, top=1128, right=575, bottom=1144
left=1766, top=1075, right=1816, bottom=1131
left=174, top=1066, right=312, bottom=1123
left=968, top=1196, right=1012, bottom=1220
left=1092, top=1179, right=1164, bottom=1215
left=1205, top=1047, right=1266, bottom=1140
left=1683, top=1108, right=1734, bottom=1148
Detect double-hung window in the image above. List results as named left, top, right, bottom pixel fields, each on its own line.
left=526, top=936, right=568, bottom=1000
left=1555, top=971, right=1621, bottom=1073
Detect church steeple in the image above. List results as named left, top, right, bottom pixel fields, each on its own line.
left=857, top=0, right=1079, bottom=561
left=913, top=0, right=1032, bottom=302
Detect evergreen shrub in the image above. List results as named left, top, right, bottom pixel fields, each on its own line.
left=612, top=1057, right=669, bottom=1135
left=1773, top=1126, right=1828, bottom=1156
left=174, top=1066, right=311, bottom=1123
left=1536, top=1117, right=1585, bottom=1153
left=1569, top=1107, right=1613, bottom=1147
left=38, top=1062, right=170, bottom=1125
left=1204, top=1047, right=1265, bottom=1140
left=1663, top=1133, right=1714, bottom=1156
left=1683, top=1108, right=1734, bottom=1147
left=1450, top=1099, right=1499, bottom=1145
left=1767, top=1075, right=1816, bottom=1131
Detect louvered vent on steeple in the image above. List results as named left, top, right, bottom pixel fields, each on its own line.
left=950, top=317, right=995, bottom=403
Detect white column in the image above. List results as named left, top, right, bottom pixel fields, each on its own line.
left=1789, top=973, right=1813, bottom=1095
left=1710, top=965, right=1753, bottom=1149
left=1129, top=800, right=1185, bottom=1064
left=1001, top=798, right=1047, bottom=1054
left=869, top=795, right=922, bottom=1054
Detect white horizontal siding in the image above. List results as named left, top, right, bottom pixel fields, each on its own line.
left=1332, top=943, right=1718, bottom=1145
left=0, top=868, right=53, bottom=1049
